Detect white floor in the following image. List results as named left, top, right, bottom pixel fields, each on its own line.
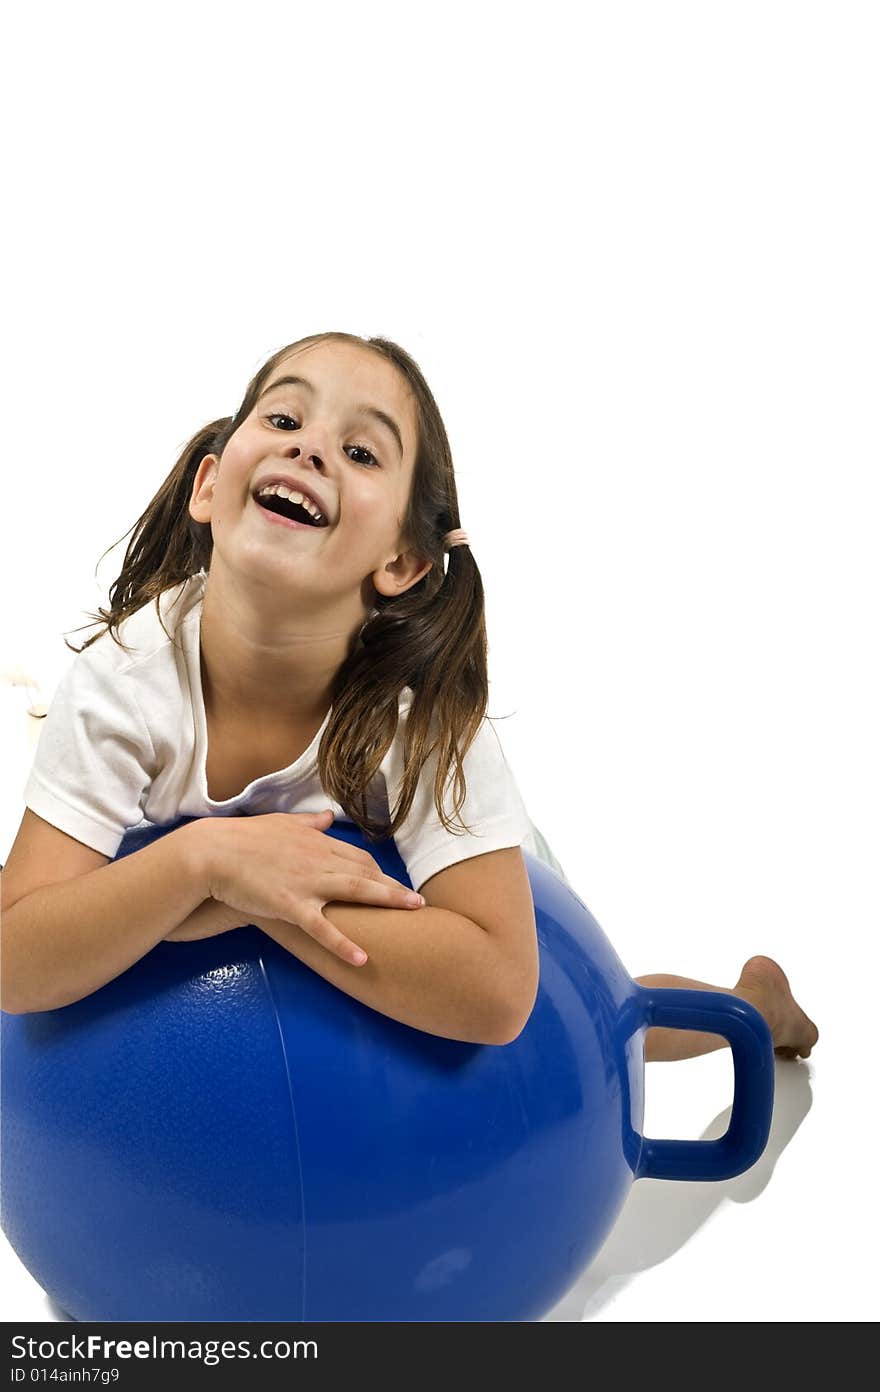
left=1, top=677, right=873, bottom=1322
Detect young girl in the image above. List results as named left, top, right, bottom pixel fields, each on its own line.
left=1, top=331, right=818, bottom=1058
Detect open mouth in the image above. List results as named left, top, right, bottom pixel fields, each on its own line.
left=252, top=491, right=329, bottom=529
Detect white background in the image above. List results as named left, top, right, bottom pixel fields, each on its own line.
left=1, top=0, right=877, bottom=1323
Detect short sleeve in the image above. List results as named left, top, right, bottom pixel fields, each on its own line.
left=386, top=708, right=533, bottom=893
left=22, top=650, right=155, bottom=858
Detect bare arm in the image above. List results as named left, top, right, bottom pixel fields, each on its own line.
left=161, top=817, right=521, bottom=1043
left=166, top=896, right=515, bottom=1043
left=162, top=896, right=249, bottom=941
left=0, top=824, right=210, bottom=1014
left=250, top=901, right=516, bottom=1045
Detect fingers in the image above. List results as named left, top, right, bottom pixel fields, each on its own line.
left=324, top=841, right=414, bottom=898
left=322, top=871, right=424, bottom=911
left=326, top=839, right=387, bottom=873
left=304, top=914, right=369, bottom=966
left=299, top=874, right=425, bottom=967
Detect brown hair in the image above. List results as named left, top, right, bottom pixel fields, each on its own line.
left=66, top=331, right=491, bottom=843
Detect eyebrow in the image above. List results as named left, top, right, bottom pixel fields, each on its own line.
left=257, top=374, right=404, bottom=460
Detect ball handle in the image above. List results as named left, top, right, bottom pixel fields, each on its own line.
left=630, top=986, right=775, bottom=1181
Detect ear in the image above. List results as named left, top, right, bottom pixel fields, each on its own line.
left=372, top=546, right=434, bottom=600
left=188, top=453, right=220, bottom=524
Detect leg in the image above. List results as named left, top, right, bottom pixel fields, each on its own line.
left=635, top=955, right=819, bottom=1063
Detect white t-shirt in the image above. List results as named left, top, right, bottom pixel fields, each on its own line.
left=23, top=572, right=568, bottom=893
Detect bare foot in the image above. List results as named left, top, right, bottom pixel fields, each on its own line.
left=735, top=955, right=819, bottom=1059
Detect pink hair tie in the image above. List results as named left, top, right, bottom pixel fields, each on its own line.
left=443, top=528, right=469, bottom=549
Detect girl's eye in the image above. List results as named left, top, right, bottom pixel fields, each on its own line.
left=265, top=412, right=381, bottom=468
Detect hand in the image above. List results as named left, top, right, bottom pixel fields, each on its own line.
left=198, top=810, right=424, bottom=965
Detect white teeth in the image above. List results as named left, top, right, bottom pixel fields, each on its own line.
left=256, top=483, right=326, bottom=523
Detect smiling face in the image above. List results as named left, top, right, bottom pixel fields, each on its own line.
left=189, top=339, right=434, bottom=621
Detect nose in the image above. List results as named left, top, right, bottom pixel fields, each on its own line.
left=280, top=421, right=334, bottom=472
left=283, top=446, right=332, bottom=496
